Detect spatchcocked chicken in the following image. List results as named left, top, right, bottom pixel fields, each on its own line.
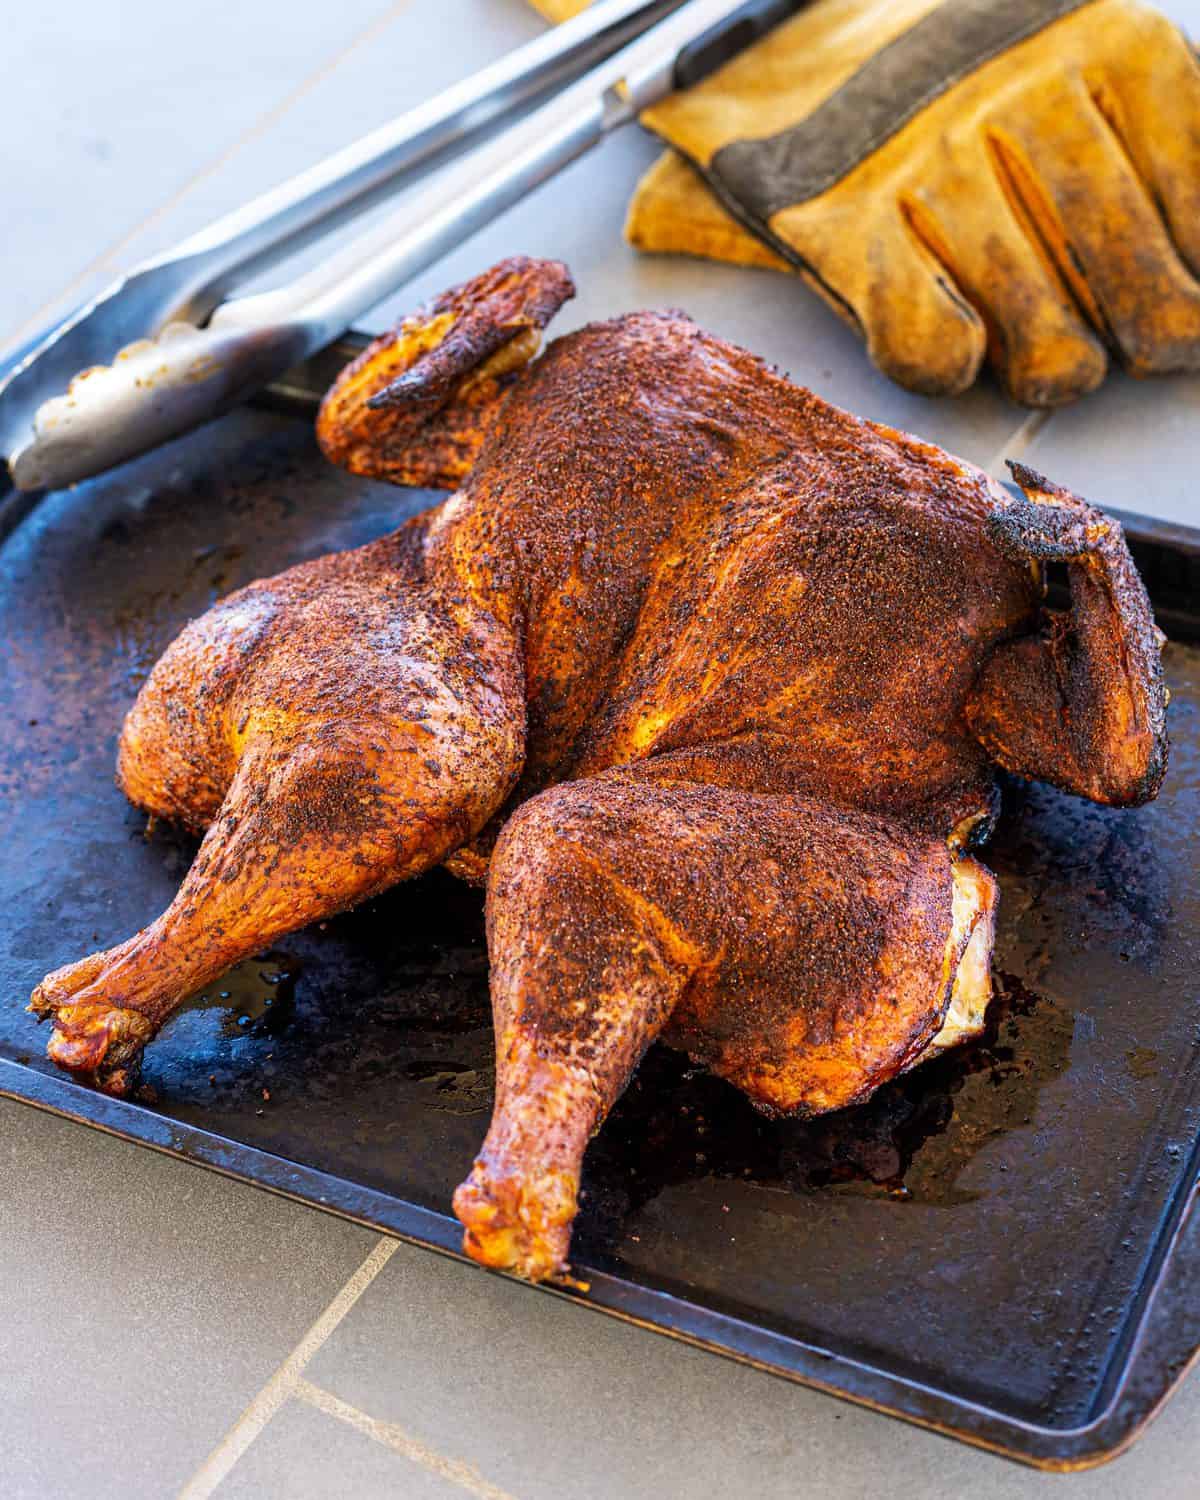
left=30, top=258, right=1167, bottom=1280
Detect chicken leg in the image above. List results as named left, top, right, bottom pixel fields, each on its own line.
left=30, top=541, right=525, bottom=1092
left=456, top=761, right=996, bottom=1279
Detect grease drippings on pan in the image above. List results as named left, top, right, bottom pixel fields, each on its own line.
left=574, top=969, right=1073, bottom=1249
left=173, top=950, right=300, bottom=1040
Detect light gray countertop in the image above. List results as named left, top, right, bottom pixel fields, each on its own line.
left=3, top=3, right=1199, bottom=1496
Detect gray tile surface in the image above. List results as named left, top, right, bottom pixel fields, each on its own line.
left=0, top=1098, right=376, bottom=1500
left=217, top=1388, right=496, bottom=1500
left=0, top=0, right=396, bottom=349
left=1017, top=372, right=1200, bottom=527
left=300, top=1241, right=1200, bottom=1500
left=4, top=1, right=1200, bottom=1497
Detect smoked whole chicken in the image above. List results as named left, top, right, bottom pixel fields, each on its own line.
left=30, top=258, right=1168, bottom=1280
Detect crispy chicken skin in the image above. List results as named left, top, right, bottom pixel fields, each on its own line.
left=31, top=257, right=1167, bottom=1280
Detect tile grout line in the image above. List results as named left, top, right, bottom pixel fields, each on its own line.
left=1, top=0, right=415, bottom=354
left=175, top=1235, right=399, bottom=1500
left=294, top=1377, right=522, bottom=1500
left=984, top=406, right=1054, bottom=481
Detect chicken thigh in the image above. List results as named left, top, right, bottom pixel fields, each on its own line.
left=31, top=257, right=1167, bottom=1279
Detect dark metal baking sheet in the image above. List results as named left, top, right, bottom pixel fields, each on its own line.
left=2, top=347, right=1199, bottom=1469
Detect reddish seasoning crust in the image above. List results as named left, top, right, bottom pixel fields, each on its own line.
left=489, top=769, right=964, bottom=1114
left=30, top=518, right=526, bottom=1088
left=426, top=310, right=1052, bottom=842
left=315, top=255, right=575, bottom=489
left=969, top=462, right=1169, bottom=806
left=29, top=258, right=1167, bottom=1280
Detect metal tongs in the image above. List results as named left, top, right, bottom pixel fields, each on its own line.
left=0, top=0, right=795, bottom=495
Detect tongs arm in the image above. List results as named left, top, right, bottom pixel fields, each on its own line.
left=222, top=0, right=794, bottom=349
left=158, top=0, right=689, bottom=318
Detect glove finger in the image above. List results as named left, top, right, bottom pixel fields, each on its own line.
left=989, top=75, right=1200, bottom=376
left=902, top=150, right=1107, bottom=407
left=779, top=201, right=987, bottom=397
left=1085, top=7, right=1200, bottom=278
left=632, top=153, right=987, bottom=396
left=626, top=152, right=792, bottom=273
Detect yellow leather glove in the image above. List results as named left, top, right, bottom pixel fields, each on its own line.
left=536, top=0, right=1200, bottom=406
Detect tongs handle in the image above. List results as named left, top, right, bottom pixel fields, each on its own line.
left=674, top=0, right=801, bottom=87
